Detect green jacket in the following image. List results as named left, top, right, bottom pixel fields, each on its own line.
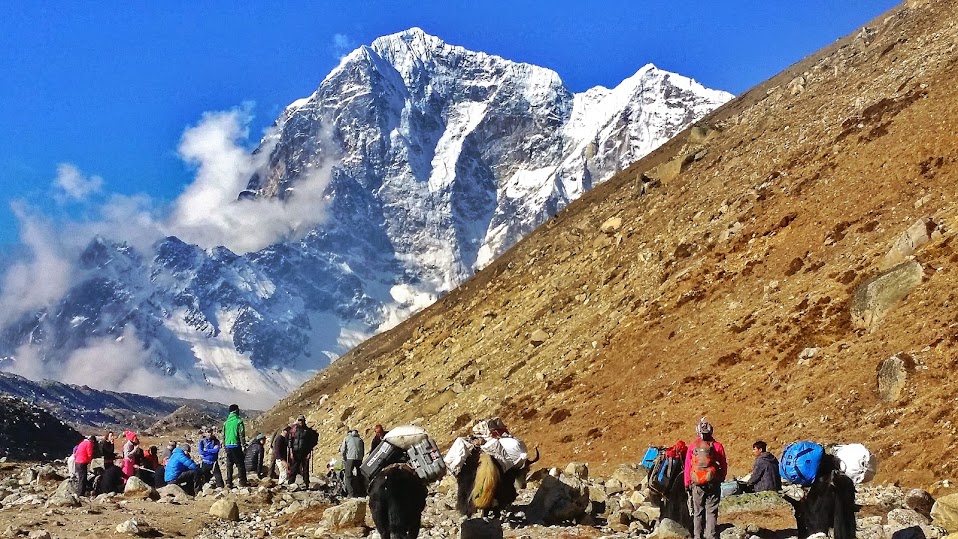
left=223, top=412, right=246, bottom=448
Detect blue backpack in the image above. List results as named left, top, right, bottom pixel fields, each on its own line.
left=779, top=441, right=824, bottom=486
left=641, top=446, right=661, bottom=470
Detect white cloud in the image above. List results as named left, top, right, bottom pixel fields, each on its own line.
left=332, top=33, right=355, bottom=59
left=168, top=105, right=335, bottom=254
left=0, top=203, right=74, bottom=328
left=54, top=163, right=103, bottom=202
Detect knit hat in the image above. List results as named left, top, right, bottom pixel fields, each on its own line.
left=124, top=431, right=137, bottom=442
left=696, top=417, right=714, bottom=435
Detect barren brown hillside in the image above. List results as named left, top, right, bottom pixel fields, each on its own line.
left=262, top=0, right=958, bottom=489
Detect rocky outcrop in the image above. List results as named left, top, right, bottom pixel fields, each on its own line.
left=851, top=261, right=924, bottom=330
left=878, top=353, right=916, bottom=402
left=0, top=396, right=81, bottom=461
left=526, top=474, right=591, bottom=525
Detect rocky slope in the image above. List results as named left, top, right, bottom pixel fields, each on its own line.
left=0, top=372, right=230, bottom=431
left=0, top=30, right=730, bottom=404
left=0, top=396, right=82, bottom=460
left=262, top=0, right=958, bottom=488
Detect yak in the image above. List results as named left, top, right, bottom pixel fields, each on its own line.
left=456, top=446, right=539, bottom=517
left=786, top=455, right=857, bottom=539
left=368, top=463, right=428, bottom=539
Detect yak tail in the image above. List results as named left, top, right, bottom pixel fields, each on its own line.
left=471, top=453, right=500, bottom=511
left=527, top=447, right=540, bottom=465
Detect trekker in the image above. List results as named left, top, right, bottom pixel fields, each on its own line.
left=165, top=443, right=201, bottom=496
left=746, top=440, right=781, bottom=493
left=339, top=429, right=364, bottom=497
left=289, top=415, right=318, bottom=486
left=73, top=435, right=95, bottom=495
left=272, top=426, right=291, bottom=484
left=97, top=460, right=124, bottom=494
left=198, top=428, right=224, bottom=488
left=684, top=418, right=728, bottom=539
left=122, top=431, right=140, bottom=477
left=100, top=431, right=116, bottom=467
left=369, top=424, right=387, bottom=452
left=161, top=440, right=176, bottom=465
left=244, top=434, right=267, bottom=479
left=223, top=404, right=248, bottom=488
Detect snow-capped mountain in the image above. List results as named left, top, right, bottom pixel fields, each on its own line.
left=0, top=28, right=732, bottom=404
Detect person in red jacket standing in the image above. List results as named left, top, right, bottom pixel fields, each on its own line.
left=73, top=435, right=96, bottom=495
left=683, top=418, right=728, bottom=539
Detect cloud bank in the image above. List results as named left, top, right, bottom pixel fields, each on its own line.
left=0, top=103, right=337, bottom=405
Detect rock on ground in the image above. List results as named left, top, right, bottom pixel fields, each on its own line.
left=323, top=498, right=367, bottom=529
left=209, top=499, right=240, bottom=521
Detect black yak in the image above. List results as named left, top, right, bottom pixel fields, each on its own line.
left=787, top=455, right=857, bottom=539
left=456, top=446, right=539, bottom=517
left=368, top=463, right=428, bottom=539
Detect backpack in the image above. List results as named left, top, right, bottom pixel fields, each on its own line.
left=832, top=443, right=877, bottom=485
left=641, top=446, right=661, bottom=470
left=779, top=441, right=824, bottom=486
left=649, top=451, right=682, bottom=495
left=690, top=439, right=718, bottom=485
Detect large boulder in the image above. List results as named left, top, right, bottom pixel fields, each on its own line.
left=879, top=354, right=916, bottom=402
left=565, top=462, right=589, bottom=480
left=907, top=489, right=937, bottom=518
left=209, top=499, right=240, bottom=521
left=719, top=492, right=791, bottom=514
left=654, top=518, right=692, bottom=539
left=323, top=499, right=367, bottom=530
left=527, top=474, right=591, bottom=525
left=851, top=261, right=923, bottom=330
left=932, top=494, right=958, bottom=532
left=157, top=484, right=192, bottom=502
left=880, top=217, right=939, bottom=270
left=123, top=476, right=156, bottom=499
left=611, top=464, right=647, bottom=490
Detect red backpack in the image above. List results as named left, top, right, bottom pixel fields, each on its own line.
left=690, top=439, right=718, bottom=485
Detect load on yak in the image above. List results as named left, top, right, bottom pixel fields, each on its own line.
left=362, top=425, right=445, bottom=539
left=443, top=417, right=539, bottom=517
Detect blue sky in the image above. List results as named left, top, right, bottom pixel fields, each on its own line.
left=0, top=0, right=900, bottom=251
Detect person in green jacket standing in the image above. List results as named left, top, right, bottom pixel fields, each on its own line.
left=223, top=404, right=248, bottom=488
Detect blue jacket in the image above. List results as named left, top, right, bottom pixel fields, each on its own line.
left=164, top=448, right=198, bottom=482
left=198, top=436, right=221, bottom=465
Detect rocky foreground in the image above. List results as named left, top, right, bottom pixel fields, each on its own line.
left=2, top=458, right=958, bottom=539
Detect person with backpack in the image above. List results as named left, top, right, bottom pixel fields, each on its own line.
left=198, top=427, right=225, bottom=488
left=223, top=404, right=249, bottom=488
left=289, top=414, right=319, bottom=486
left=683, top=418, right=728, bottom=539
left=339, top=429, right=364, bottom=497
left=746, top=440, right=781, bottom=493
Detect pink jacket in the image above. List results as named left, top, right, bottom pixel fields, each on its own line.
left=683, top=437, right=728, bottom=487
left=74, top=439, right=94, bottom=465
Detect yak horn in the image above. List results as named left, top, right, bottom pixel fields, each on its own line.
left=527, top=447, right=540, bottom=465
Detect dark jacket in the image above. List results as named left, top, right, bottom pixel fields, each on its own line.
left=97, top=464, right=124, bottom=494
left=370, top=434, right=385, bottom=453
left=100, top=439, right=116, bottom=461
left=747, top=451, right=782, bottom=492
left=290, top=425, right=318, bottom=454
left=272, top=432, right=288, bottom=461
left=245, top=441, right=265, bottom=473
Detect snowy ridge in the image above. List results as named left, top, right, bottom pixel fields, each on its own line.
left=0, top=28, right=732, bottom=404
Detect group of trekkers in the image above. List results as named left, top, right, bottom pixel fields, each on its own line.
left=68, top=404, right=320, bottom=497
left=645, top=417, right=783, bottom=539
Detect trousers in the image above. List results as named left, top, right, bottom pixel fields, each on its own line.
left=691, top=482, right=720, bottom=539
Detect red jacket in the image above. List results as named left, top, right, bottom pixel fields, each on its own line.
left=74, top=439, right=95, bottom=465
left=683, top=437, right=728, bottom=487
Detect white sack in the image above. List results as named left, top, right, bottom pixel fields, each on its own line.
left=383, top=425, right=429, bottom=450
left=833, top=443, right=878, bottom=484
